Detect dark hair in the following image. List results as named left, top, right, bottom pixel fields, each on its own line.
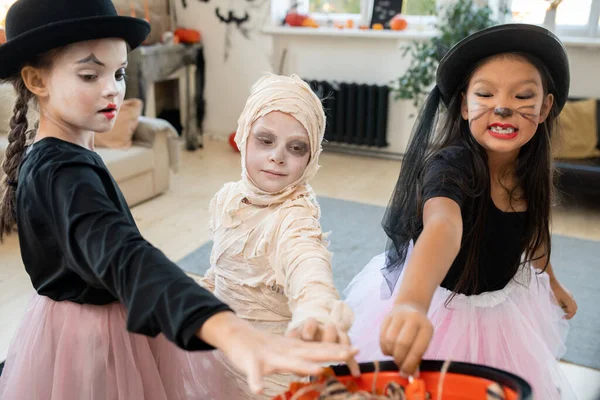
left=0, top=52, right=54, bottom=241
left=382, top=52, right=560, bottom=298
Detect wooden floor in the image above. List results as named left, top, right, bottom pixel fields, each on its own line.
left=1, top=138, right=599, bottom=398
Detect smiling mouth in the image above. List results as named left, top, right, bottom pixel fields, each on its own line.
left=488, top=123, right=517, bottom=135
left=488, top=123, right=518, bottom=139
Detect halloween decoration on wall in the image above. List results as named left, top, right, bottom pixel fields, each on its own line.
left=215, top=8, right=249, bottom=28
left=180, top=0, right=269, bottom=61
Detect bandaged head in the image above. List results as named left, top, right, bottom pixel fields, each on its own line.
left=234, top=74, right=326, bottom=206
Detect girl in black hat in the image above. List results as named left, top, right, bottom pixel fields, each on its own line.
left=0, top=1, right=356, bottom=399
left=344, top=24, right=577, bottom=398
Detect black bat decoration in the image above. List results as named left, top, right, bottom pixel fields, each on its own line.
left=215, top=8, right=249, bottom=27
left=181, top=0, right=210, bottom=7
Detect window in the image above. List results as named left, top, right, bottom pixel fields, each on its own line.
left=309, top=0, right=361, bottom=14
left=0, top=0, right=16, bottom=29
left=295, top=0, right=436, bottom=24
left=555, top=0, right=592, bottom=26
left=402, top=0, right=436, bottom=16
left=509, top=0, right=600, bottom=36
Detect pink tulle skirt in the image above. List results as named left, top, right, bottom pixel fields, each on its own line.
left=344, top=252, right=576, bottom=400
left=0, top=294, right=212, bottom=400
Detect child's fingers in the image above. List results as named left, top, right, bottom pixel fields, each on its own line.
left=565, top=305, right=576, bottom=319
left=302, top=318, right=319, bottom=341
left=400, top=324, right=432, bottom=375
left=281, top=338, right=358, bottom=362
left=245, top=358, right=265, bottom=394
left=268, top=352, right=324, bottom=377
left=286, top=329, right=301, bottom=339
left=560, top=298, right=577, bottom=319
left=340, top=332, right=361, bottom=377
left=322, top=323, right=338, bottom=343
left=380, top=316, right=404, bottom=356
left=393, top=321, right=419, bottom=372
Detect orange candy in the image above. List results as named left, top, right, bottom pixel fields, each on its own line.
left=405, top=377, right=427, bottom=399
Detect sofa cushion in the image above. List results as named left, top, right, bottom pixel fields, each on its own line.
left=95, top=145, right=154, bottom=182
left=555, top=98, right=600, bottom=159
left=1, top=136, right=155, bottom=184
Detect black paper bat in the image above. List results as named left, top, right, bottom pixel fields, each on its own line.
left=181, top=0, right=210, bottom=7
left=215, top=8, right=249, bottom=27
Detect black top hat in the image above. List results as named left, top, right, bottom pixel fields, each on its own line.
left=0, top=0, right=151, bottom=79
left=436, top=24, right=570, bottom=112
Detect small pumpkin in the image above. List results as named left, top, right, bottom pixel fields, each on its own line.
left=389, top=14, right=408, bottom=31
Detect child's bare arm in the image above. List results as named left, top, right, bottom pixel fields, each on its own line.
left=393, top=197, right=463, bottom=311
left=380, top=196, right=462, bottom=375
left=531, top=244, right=557, bottom=280
left=531, top=245, right=577, bottom=319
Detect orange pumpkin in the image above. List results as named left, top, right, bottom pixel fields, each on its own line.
left=390, top=14, right=408, bottom=31
left=174, top=28, right=201, bottom=43
left=302, top=17, right=319, bottom=28
left=285, top=12, right=307, bottom=27
left=229, top=132, right=239, bottom=152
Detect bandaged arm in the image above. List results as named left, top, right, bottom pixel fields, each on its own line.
left=274, top=207, right=354, bottom=334
left=197, top=266, right=216, bottom=292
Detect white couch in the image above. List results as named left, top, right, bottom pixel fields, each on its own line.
left=0, top=83, right=180, bottom=206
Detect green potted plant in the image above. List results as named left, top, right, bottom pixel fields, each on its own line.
left=393, top=0, right=502, bottom=109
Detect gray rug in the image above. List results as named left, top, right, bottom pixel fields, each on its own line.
left=178, top=196, right=600, bottom=370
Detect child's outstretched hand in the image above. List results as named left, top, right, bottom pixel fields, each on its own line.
left=551, top=279, right=578, bottom=319
left=199, top=311, right=358, bottom=394
left=286, top=317, right=361, bottom=377
left=379, top=303, right=433, bottom=376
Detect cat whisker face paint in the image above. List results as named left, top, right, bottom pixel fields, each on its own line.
left=515, top=105, right=540, bottom=126
left=468, top=101, right=493, bottom=129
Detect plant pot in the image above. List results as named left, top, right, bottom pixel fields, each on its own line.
left=274, top=360, right=533, bottom=399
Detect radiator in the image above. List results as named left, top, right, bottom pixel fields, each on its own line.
left=305, top=79, right=390, bottom=148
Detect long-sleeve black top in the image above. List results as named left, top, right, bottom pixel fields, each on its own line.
left=16, top=137, right=232, bottom=351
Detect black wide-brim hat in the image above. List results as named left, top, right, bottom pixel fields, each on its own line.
left=0, top=0, right=151, bottom=79
left=436, top=23, right=570, bottom=112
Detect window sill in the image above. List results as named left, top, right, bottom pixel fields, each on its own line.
left=559, top=36, right=600, bottom=48
left=262, top=25, right=435, bottom=41
left=262, top=25, right=600, bottom=48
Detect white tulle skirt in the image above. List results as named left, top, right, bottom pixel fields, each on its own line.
left=344, top=252, right=576, bottom=399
